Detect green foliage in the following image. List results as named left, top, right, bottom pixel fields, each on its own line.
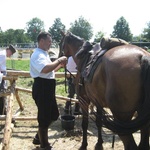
left=93, top=31, right=105, bottom=43
left=58, top=68, right=65, bottom=72
left=48, top=18, right=66, bottom=47
left=69, top=16, right=93, bottom=40
left=111, top=16, right=133, bottom=41
left=132, top=35, right=148, bottom=42
left=132, top=35, right=142, bottom=42
left=0, top=30, right=4, bottom=43
left=26, top=17, right=45, bottom=43
left=0, top=29, right=30, bottom=45
left=14, top=29, right=31, bottom=43
left=3, top=29, right=16, bottom=44
left=1, top=16, right=150, bottom=45
left=56, top=78, right=67, bottom=97
left=143, top=22, right=150, bottom=41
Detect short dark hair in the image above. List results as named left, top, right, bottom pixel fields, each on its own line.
left=37, top=31, right=51, bottom=42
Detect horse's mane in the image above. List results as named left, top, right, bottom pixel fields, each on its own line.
left=66, top=32, right=84, bottom=46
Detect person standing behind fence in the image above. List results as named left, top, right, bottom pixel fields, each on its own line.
left=143, top=46, right=148, bottom=51
left=64, top=56, right=80, bottom=115
left=0, top=45, right=16, bottom=115
left=30, top=31, right=67, bottom=150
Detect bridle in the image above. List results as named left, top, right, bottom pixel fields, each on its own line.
left=59, top=35, right=65, bottom=57
left=59, top=34, right=76, bottom=94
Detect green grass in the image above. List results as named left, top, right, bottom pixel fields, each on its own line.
left=6, top=59, right=67, bottom=97
left=56, top=78, right=68, bottom=97
left=7, top=58, right=30, bottom=71
left=6, top=58, right=65, bottom=72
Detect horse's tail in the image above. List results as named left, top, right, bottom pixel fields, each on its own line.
left=100, top=55, right=150, bottom=135
left=139, top=56, right=150, bottom=114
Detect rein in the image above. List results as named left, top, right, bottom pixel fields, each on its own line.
left=64, top=67, right=77, bottom=115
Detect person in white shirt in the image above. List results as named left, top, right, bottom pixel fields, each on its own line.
left=0, top=44, right=16, bottom=114
left=30, top=31, right=67, bottom=150
left=64, top=56, right=80, bottom=115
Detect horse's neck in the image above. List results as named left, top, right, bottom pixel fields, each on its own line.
left=70, top=47, right=80, bottom=64
left=70, top=41, right=84, bottom=65
left=72, top=55, right=78, bottom=65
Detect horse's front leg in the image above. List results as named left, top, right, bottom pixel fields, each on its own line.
left=79, top=105, right=89, bottom=150
left=138, top=123, right=150, bottom=150
left=95, top=107, right=103, bottom=150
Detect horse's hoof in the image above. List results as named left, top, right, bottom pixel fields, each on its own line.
left=138, top=145, right=149, bottom=150
left=95, top=143, right=103, bottom=150
left=78, top=146, right=87, bottom=150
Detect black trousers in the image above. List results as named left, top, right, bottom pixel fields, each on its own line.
left=32, top=77, right=59, bottom=128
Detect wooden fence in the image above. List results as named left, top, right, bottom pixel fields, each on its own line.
left=0, top=70, right=77, bottom=150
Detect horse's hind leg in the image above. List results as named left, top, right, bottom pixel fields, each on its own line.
left=95, top=107, right=103, bottom=150
left=138, top=123, right=150, bottom=150
left=119, top=134, right=138, bottom=150
left=79, top=103, right=89, bottom=150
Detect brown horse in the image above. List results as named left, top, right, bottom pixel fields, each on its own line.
left=59, top=31, right=150, bottom=150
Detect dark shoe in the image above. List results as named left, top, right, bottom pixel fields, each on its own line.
left=39, top=145, right=54, bottom=150
left=33, top=133, right=40, bottom=145
left=33, top=137, right=40, bottom=145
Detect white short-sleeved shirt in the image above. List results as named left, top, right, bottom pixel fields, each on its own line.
left=30, top=48, right=55, bottom=79
left=0, top=50, right=6, bottom=72
left=66, top=56, right=77, bottom=72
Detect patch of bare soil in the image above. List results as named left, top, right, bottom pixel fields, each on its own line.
left=0, top=96, right=141, bottom=150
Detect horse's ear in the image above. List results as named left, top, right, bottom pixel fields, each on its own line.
left=60, top=30, right=65, bottom=36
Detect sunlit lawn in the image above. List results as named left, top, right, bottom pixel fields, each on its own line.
left=6, top=58, right=67, bottom=97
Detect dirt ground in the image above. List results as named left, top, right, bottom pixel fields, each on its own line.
left=0, top=95, right=141, bottom=150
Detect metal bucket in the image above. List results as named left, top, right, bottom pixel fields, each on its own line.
left=60, top=115, right=75, bottom=130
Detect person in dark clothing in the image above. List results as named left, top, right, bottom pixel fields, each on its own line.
left=30, top=31, right=67, bottom=150
left=64, top=56, right=80, bottom=115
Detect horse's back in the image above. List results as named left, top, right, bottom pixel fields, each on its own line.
left=90, top=45, right=149, bottom=120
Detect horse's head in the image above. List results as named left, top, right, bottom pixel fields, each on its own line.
left=59, top=31, right=67, bottom=57
left=59, top=31, right=84, bottom=59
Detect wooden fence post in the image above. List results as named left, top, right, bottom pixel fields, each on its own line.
left=1, top=79, right=15, bottom=150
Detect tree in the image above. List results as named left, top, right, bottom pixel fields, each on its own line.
left=0, top=28, right=4, bottom=45
left=111, top=16, right=133, bottom=41
left=0, top=29, right=31, bottom=46
left=69, top=16, right=93, bottom=40
left=143, top=21, right=150, bottom=41
left=3, top=29, right=16, bottom=44
left=26, top=17, right=45, bottom=43
left=48, top=18, right=65, bottom=47
left=14, top=29, right=31, bottom=43
left=93, top=31, right=105, bottom=43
